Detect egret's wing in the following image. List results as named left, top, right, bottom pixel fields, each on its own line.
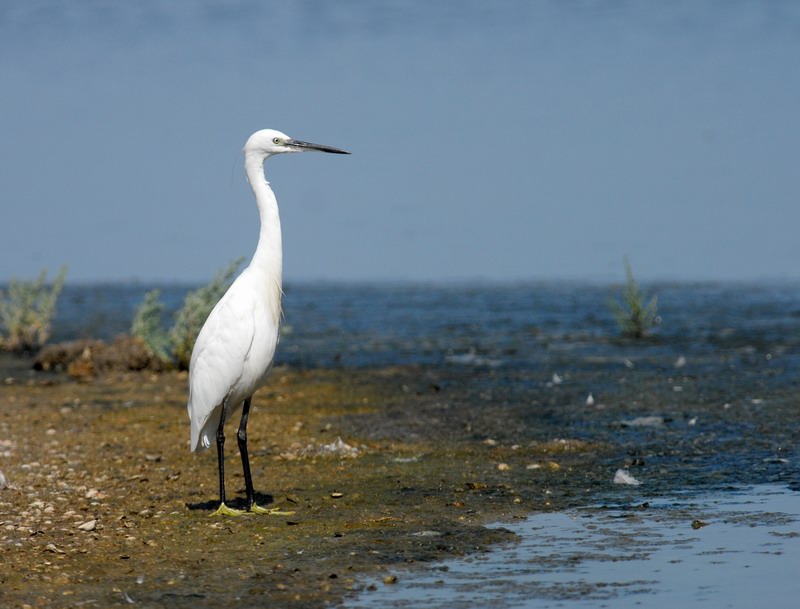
left=187, top=287, right=255, bottom=451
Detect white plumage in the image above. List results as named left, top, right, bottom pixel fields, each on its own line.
left=187, top=129, right=349, bottom=515
left=188, top=267, right=281, bottom=452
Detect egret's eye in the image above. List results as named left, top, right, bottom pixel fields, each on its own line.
left=273, top=137, right=282, bottom=145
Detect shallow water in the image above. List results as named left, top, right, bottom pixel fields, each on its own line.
left=350, top=485, right=800, bottom=609
left=49, top=281, right=800, bottom=370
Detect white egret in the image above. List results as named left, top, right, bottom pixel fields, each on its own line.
left=188, top=129, right=350, bottom=516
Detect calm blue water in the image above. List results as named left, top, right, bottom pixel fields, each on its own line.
left=49, top=281, right=800, bottom=370
left=3, top=2, right=800, bottom=283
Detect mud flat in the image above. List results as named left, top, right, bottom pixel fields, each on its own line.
left=0, top=338, right=798, bottom=607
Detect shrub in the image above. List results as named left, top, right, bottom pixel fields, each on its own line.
left=609, top=257, right=657, bottom=339
left=0, top=266, right=67, bottom=353
left=131, top=289, right=171, bottom=362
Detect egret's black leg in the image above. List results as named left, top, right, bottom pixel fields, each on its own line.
left=238, top=396, right=256, bottom=509
left=212, top=398, right=244, bottom=516
left=216, top=398, right=228, bottom=504
left=236, top=397, right=294, bottom=516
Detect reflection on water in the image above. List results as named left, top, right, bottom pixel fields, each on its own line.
left=350, top=485, right=800, bottom=609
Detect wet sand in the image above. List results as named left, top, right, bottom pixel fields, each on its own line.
left=0, top=339, right=797, bottom=607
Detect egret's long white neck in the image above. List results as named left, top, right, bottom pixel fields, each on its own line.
left=244, top=153, right=283, bottom=289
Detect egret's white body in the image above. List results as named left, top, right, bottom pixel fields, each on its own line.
left=188, top=264, right=282, bottom=452
left=187, top=129, right=349, bottom=515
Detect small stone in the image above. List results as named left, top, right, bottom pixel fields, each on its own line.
left=383, top=575, right=398, bottom=585
left=330, top=492, right=344, bottom=499
left=77, top=519, right=97, bottom=531
left=0, top=471, right=7, bottom=490
left=497, top=463, right=511, bottom=471
left=613, top=469, right=641, bottom=486
left=411, top=530, right=442, bottom=537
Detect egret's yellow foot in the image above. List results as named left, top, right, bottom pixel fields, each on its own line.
left=211, top=503, right=246, bottom=517
left=250, top=504, right=295, bottom=516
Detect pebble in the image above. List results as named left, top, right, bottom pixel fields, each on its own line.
left=620, top=416, right=664, bottom=428
left=613, top=468, right=641, bottom=486
left=77, top=519, right=97, bottom=531
left=411, top=530, right=442, bottom=537
left=497, top=463, right=511, bottom=471
left=330, top=492, right=344, bottom=499
left=383, top=575, right=398, bottom=585
left=0, top=471, right=6, bottom=490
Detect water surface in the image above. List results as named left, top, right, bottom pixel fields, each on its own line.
left=350, top=485, right=800, bottom=608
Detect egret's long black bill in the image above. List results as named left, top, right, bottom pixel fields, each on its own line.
left=289, top=139, right=351, bottom=154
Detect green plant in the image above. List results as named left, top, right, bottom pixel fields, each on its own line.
left=609, top=257, right=657, bottom=339
left=131, top=289, right=171, bottom=362
left=131, top=258, right=244, bottom=369
left=0, top=266, right=67, bottom=352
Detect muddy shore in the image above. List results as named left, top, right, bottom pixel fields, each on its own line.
left=1, top=339, right=798, bottom=607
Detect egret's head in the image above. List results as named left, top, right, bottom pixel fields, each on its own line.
left=244, top=129, right=350, bottom=158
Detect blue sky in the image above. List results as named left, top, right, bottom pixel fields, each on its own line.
left=1, top=1, right=799, bottom=283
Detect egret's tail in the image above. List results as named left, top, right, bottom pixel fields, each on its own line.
left=188, top=400, right=221, bottom=453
